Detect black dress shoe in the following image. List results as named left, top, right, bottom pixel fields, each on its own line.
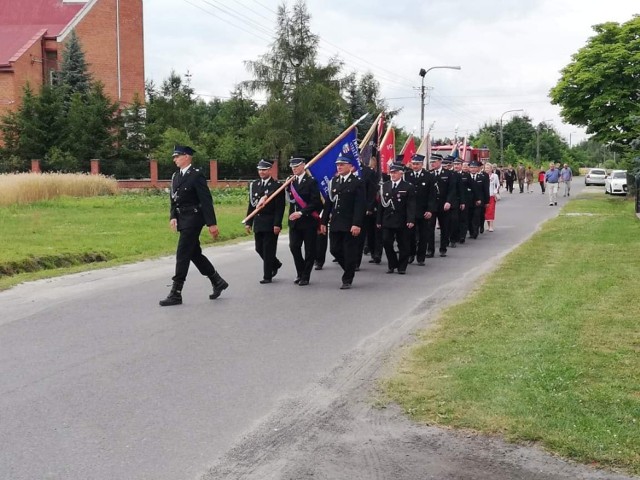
left=416, top=261, right=425, bottom=266
left=397, top=270, right=406, bottom=274
left=368, top=258, right=381, bottom=264
left=459, top=239, right=466, bottom=244
left=298, top=279, right=309, bottom=286
left=355, top=266, right=360, bottom=271
left=386, top=268, right=395, bottom=274
left=426, top=253, right=434, bottom=258
left=272, top=263, right=281, bottom=278
left=408, top=256, right=415, bottom=264
left=449, top=242, right=457, bottom=248
left=439, top=252, right=447, bottom=257
left=260, top=279, right=272, bottom=284
left=314, top=263, right=323, bottom=270
left=294, top=278, right=300, bottom=284
left=340, top=283, right=351, bottom=290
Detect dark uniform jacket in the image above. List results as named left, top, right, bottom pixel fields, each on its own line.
left=377, top=179, right=416, bottom=228
left=321, top=173, right=366, bottom=232
left=459, top=171, right=473, bottom=206
left=246, top=177, right=285, bottom=233
left=430, top=168, right=458, bottom=211
left=404, top=169, right=437, bottom=219
left=478, top=171, right=491, bottom=204
left=469, top=172, right=489, bottom=205
left=287, top=173, right=322, bottom=230
left=449, top=170, right=465, bottom=209
left=170, top=167, right=216, bottom=230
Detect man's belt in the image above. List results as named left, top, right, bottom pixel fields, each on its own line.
left=176, top=205, right=201, bottom=214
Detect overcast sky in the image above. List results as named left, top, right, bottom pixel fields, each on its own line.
left=143, top=0, right=638, bottom=146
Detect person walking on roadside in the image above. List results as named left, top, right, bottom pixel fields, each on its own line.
left=538, top=169, right=546, bottom=194
left=484, top=163, right=501, bottom=232
left=245, top=159, right=285, bottom=285
left=560, top=163, right=573, bottom=197
left=525, top=166, right=534, bottom=193
left=287, top=157, right=323, bottom=286
left=504, top=165, right=516, bottom=193
left=320, top=154, right=366, bottom=290
left=404, top=154, right=437, bottom=265
left=377, top=163, right=416, bottom=274
left=545, top=162, right=560, bottom=206
left=160, top=145, right=228, bottom=306
left=516, top=163, right=526, bottom=193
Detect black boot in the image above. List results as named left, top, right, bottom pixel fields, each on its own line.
left=208, top=272, right=229, bottom=300
left=159, top=281, right=183, bottom=306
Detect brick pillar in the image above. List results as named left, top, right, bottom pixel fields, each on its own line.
left=31, top=159, right=41, bottom=173
left=209, top=160, right=218, bottom=187
left=150, top=159, right=158, bottom=185
left=90, top=159, right=100, bottom=175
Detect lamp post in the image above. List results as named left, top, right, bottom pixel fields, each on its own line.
left=569, top=132, right=577, bottom=149
left=499, top=109, right=523, bottom=165
left=536, top=119, right=553, bottom=165
left=419, top=65, right=461, bottom=138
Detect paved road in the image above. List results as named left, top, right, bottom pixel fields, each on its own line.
left=0, top=181, right=585, bottom=480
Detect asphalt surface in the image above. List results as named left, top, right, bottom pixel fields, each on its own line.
left=0, top=181, right=599, bottom=480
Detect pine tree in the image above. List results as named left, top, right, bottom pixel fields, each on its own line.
left=58, top=29, right=92, bottom=98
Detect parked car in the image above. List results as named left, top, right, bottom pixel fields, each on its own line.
left=605, top=170, right=628, bottom=195
left=585, top=168, right=607, bottom=186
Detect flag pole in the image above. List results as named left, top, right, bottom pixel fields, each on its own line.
left=241, top=113, right=369, bottom=224
left=358, top=112, right=382, bottom=152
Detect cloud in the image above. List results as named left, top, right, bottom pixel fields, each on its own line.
left=144, top=0, right=639, bottom=145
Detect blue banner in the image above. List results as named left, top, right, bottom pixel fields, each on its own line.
left=308, top=128, right=360, bottom=199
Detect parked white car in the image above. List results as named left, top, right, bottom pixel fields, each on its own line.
left=584, top=168, right=607, bottom=186
left=605, top=170, right=628, bottom=195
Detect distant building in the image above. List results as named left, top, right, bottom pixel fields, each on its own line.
left=0, top=0, right=144, bottom=117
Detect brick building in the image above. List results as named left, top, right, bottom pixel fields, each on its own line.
left=0, top=0, right=144, bottom=117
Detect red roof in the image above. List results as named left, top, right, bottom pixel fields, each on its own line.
left=0, top=0, right=86, bottom=67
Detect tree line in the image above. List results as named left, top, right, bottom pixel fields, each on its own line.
left=0, top=3, right=637, bottom=178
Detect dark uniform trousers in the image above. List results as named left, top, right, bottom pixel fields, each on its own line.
left=174, top=224, right=216, bottom=283
left=288, top=175, right=322, bottom=282
left=468, top=174, right=486, bottom=239
left=357, top=165, right=381, bottom=267
left=427, top=169, right=456, bottom=255
left=323, top=174, right=366, bottom=286
left=170, top=168, right=219, bottom=284
left=405, top=170, right=436, bottom=263
left=383, top=228, right=411, bottom=271
left=254, top=228, right=281, bottom=280
left=449, top=171, right=466, bottom=245
left=315, top=227, right=328, bottom=267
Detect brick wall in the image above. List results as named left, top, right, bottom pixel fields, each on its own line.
left=0, top=36, right=45, bottom=116
left=62, top=0, right=145, bottom=106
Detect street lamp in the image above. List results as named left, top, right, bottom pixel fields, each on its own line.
left=419, top=65, right=461, bottom=138
left=536, top=119, right=553, bottom=165
left=569, top=132, right=577, bottom=149
left=500, top=109, right=523, bottom=165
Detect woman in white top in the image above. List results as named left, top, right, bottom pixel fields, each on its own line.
left=484, top=163, right=501, bottom=232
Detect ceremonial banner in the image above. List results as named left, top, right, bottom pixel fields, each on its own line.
left=308, top=128, right=360, bottom=199
left=242, top=113, right=368, bottom=224
left=400, top=135, right=416, bottom=165
left=379, top=125, right=395, bottom=174
left=414, top=133, right=431, bottom=167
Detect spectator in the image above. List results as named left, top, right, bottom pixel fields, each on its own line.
left=560, top=163, right=573, bottom=197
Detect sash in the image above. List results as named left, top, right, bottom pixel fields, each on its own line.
left=290, top=181, right=321, bottom=225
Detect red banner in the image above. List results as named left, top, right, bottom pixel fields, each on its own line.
left=379, top=128, right=395, bottom=174
left=401, top=136, right=416, bottom=165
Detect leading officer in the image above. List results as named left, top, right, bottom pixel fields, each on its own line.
left=160, top=145, right=228, bottom=306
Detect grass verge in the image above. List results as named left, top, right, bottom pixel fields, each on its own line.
left=0, top=192, right=251, bottom=290
left=383, top=195, right=640, bottom=475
